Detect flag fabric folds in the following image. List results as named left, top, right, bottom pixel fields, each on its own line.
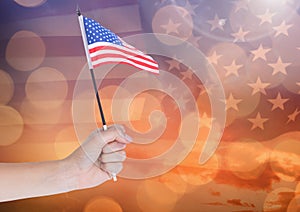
left=81, top=16, right=159, bottom=74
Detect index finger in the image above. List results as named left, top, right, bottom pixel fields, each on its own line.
left=101, top=125, right=132, bottom=145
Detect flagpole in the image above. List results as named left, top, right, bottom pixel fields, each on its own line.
left=77, top=8, right=117, bottom=181
left=77, top=8, right=107, bottom=131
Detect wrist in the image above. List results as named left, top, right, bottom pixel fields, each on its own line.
left=57, top=158, right=79, bottom=192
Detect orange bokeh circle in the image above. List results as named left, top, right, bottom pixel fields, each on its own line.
left=0, top=70, right=14, bottom=105
left=0, top=105, right=24, bottom=146
left=6, top=30, right=45, bottom=71
left=25, top=67, right=68, bottom=109
left=84, top=196, right=123, bottom=212
left=270, top=139, right=300, bottom=182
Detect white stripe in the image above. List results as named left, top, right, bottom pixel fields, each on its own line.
left=88, top=42, right=155, bottom=63
left=92, top=57, right=159, bottom=73
left=90, top=49, right=158, bottom=68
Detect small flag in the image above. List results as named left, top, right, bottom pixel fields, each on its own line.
left=81, top=16, right=159, bottom=74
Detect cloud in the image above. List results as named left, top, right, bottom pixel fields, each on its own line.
left=204, top=202, right=226, bottom=206
left=214, top=166, right=280, bottom=191
left=227, top=199, right=255, bottom=208
left=209, top=189, right=221, bottom=196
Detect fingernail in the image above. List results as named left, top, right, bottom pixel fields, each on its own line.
left=125, top=134, right=133, bottom=142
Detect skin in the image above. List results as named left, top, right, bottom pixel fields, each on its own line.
left=0, top=125, right=132, bottom=202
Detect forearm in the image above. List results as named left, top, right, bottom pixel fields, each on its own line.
left=0, top=159, right=76, bottom=202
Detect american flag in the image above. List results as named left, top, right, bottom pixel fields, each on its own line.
left=81, top=16, right=159, bottom=74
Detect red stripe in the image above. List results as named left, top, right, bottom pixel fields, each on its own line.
left=88, top=45, right=156, bottom=64
left=90, top=53, right=158, bottom=70
left=93, top=61, right=159, bottom=74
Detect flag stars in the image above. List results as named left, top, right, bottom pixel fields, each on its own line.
left=160, top=19, right=182, bottom=35
left=248, top=112, right=269, bottom=130
left=200, top=112, right=214, bottom=128
left=273, top=21, right=293, bottom=37
left=231, top=27, right=250, bottom=42
left=287, top=108, right=300, bottom=124
left=224, top=60, right=243, bottom=77
left=207, top=14, right=226, bottom=31
left=248, top=77, right=270, bottom=95
left=225, top=93, right=242, bottom=111
left=268, top=57, right=291, bottom=75
left=181, top=68, right=194, bottom=80
left=251, top=44, right=271, bottom=62
left=207, top=51, right=222, bottom=65
left=257, top=9, right=276, bottom=25
left=267, top=93, right=289, bottom=111
left=165, top=58, right=182, bottom=71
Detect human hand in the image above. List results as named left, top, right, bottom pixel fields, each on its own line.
left=63, top=125, right=132, bottom=190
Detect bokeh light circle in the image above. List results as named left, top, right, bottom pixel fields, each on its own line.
left=5, top=30, right=45, bottom=71
left=20, top=98, right=63, bottom=130
left=136, top=180, right=179, bottom=212
left=270, top=138, right=300, bottom=182
left=287, top=195, right=300, bottom=212
left=0, top=105, right=24, bottom=146
left=0, top=69, right=14, bottom=105
left=14, top=0, right=47, bottom=7
left=152, top=5, right=193, bottom=45
left=84, top=196, right=123, bottom=212
left=54, top=126, right=80, bottom=160
left=25, top=67, right=68, bottom=109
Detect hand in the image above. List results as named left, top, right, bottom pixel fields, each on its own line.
left=63, top=125, right=132, bottom=190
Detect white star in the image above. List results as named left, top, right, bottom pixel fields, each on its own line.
left=268, top=57, right=291, bottom=75
left=160, top=19, right=182, bottom=35
left=225, top=93, right=243, bottom=111
left=206, top=51, right=222, bottom=65
left=273, top=21, right=293, bottom=37
left=248, top=77, right=270, bottom=95
left=184, top=0, right=198, bottom=17
left=250, top=44, right=271, bottom=62
left=257, top=9, right=276, bottom=25
left=223, top=60, right=243, bottom=77
left=248, top=112, right=269, bottom=130
left=231, top=27, right=250, bottom=42
left=287, top=108, right=300, bottom=124
left=207, top=14, right=226, bottom=31
left=267, top=93, right=289, bottom=111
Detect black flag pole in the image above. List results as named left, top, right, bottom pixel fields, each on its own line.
left=77, top=7, right=107, bottom=131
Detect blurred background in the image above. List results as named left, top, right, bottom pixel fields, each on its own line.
left=0, top=0, right=300, bottom=211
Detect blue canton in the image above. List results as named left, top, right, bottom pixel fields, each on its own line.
left=83, top=17, right=123, bottom=46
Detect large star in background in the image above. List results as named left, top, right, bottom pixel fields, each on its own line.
left=287, top=108, right=300, bottom=123
left=268, top=56, right=291, bottom=76
left=231, top=27, right=250, bottom=42
left=248, top=77, right=270, bottom=95
left=207, top=14, right=226, bottom=31
left=248, top=112, right=269, bottom=130
left=267, top=93, right=289, bottom=111
left=273, top=21, right=293, bottom=37
left=256, top=9, right=276, bottom=25
left=223, top=60, right=243, bottom=77
left=206, top=51, right=222, bottom=65
left=160, top=19, right=182, bottom=34
left=165, top=58, right=182, bottom=71
left=250, top=44, right=271, bottom=62
left=225, top=93, right=242, bottom=111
